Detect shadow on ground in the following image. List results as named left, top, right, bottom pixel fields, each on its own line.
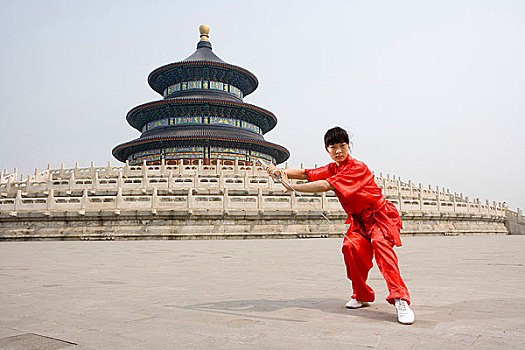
left=168, top=298, right=398, bottom=324
left=166, top=297, right=525, bottom=327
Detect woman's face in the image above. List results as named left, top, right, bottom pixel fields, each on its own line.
left=326, top=142, right=349, bottom=164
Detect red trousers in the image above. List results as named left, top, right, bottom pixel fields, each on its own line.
left=342, top=225, right=410, bottom=305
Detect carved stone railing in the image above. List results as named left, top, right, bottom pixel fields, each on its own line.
left=0, top=160, right=508, bottom=216
left=0, top=160, right=514, bottom=240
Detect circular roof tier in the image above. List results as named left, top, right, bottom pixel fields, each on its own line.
left=148, top=60, right=258, bottom=98
left=112, top=125, right=290, bottom=164
left=126, top=98, right=277, bottom=133
left=148, top=25, right=259, bottom=96
left=148, top=33, right=258, bottom=98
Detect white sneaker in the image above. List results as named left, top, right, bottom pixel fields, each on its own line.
left=345, top=298, right=369, bottom=309
left=395, top=299, right=415, bottom=325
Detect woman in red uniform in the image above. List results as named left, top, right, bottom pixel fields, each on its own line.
left=266, top=127, right=415, bottom=324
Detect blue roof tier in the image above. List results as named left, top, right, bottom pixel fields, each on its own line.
left=148, top=41, right=258, bottom=98
left=126, top=98, right=278, bottom=133
left=112, top=125, right=290, bottom=164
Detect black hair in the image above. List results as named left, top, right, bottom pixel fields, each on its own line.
left=324, top=127, right=350, bottom=148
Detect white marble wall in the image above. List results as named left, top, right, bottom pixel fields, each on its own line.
left=0, top=160, right=509, bottom=218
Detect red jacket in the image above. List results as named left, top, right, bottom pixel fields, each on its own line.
left=305, top=155, right=403, bottom=246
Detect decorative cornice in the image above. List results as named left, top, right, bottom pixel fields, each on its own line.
left=126, top=98, right=277, bottom=132
left=112, top=135, right=290, bottom=163
left=148, top=61, right=258, bottom=96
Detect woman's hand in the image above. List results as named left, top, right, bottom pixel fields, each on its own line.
left=280, top=170, right=293, bottom=193
left=265, top=164, right=277, bottom=176
left=266, top=164, right=284, bottom=181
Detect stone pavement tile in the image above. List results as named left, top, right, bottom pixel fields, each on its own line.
left=5, top=324, right=146, bottom=350
left=124, top=300, right=408, bottom=349
left=0, top=329, right=27, bottom=341
left=62, top=329, right=147, bottom=350
left=0, top=314, right=51, bottom=332
left=0, top=332, right=74, bottom=350
left=113, top=322, right=231, bottom=349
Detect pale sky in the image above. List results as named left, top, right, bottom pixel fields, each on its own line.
left=1, top=0, right=524, bottom=210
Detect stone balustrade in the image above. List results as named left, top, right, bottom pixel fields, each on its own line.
left=0, top=160, right=516, bottom=240
left=0, top=160, right=508, bottom=216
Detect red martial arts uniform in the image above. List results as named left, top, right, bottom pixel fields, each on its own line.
left=305, top=155, right=410, bottom=305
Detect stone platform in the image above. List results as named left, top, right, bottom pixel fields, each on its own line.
left=1, top=236, right=524, bottom=349
left=1, top=162, right=513, bottom=240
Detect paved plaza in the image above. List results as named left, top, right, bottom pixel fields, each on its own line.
left=1, top=235, right=524, bottom=349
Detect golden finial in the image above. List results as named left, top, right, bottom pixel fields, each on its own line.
left=199, top=24, right=210, bottom=41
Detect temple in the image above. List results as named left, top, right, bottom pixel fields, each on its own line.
left=113, top=25, right=289, bottom=166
